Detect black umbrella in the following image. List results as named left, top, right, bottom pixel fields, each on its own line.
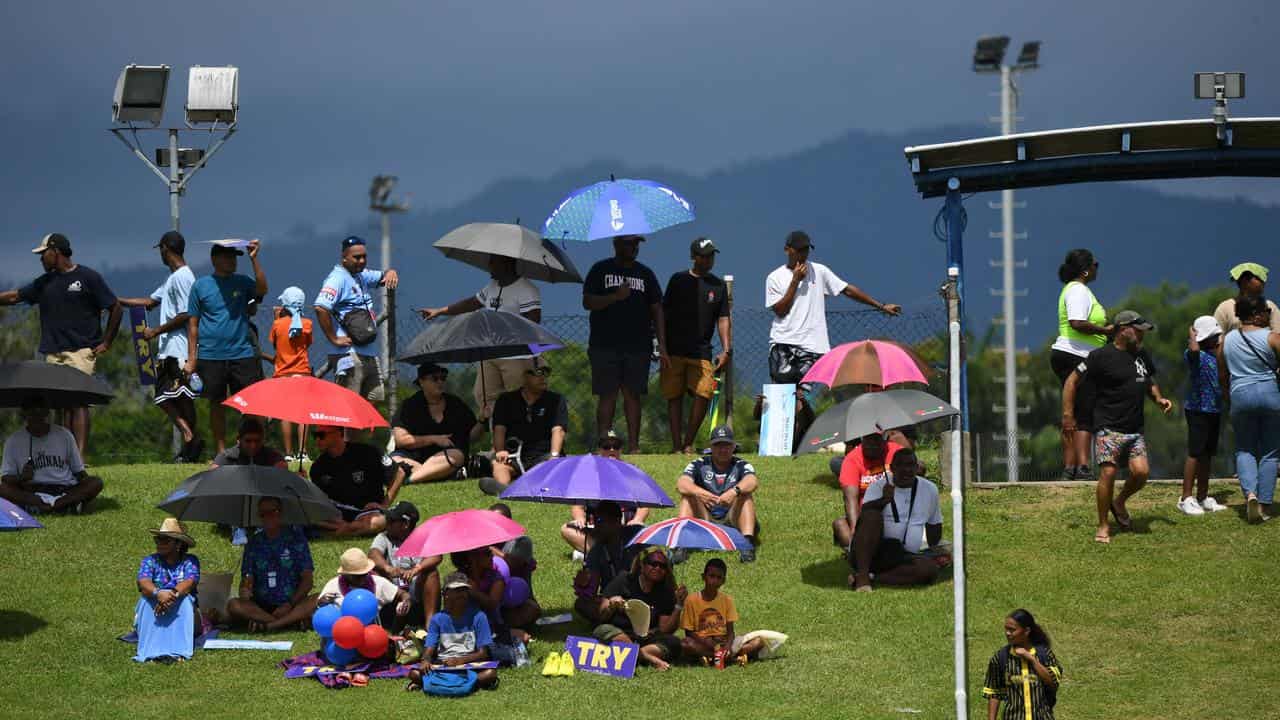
left=157, top=465, right=339, bottom=527
left=0, top=361, right=114, bottom=408
left=398, top=309, right=565, bottom=364
left=794, top=389, right=959, bottom=455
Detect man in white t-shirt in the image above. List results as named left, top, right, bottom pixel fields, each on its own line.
left=847, top=448, right=945, bottom=592
left=119, top=231, right=200, bottom=462
left=764, top=230, right=900, bottom=445
left=0, top=397, right=103, bottom=513
left=420, top=255, right=543, bottom=416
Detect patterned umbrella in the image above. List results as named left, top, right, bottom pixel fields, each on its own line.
left=542, top=177, right=695, bottom=242
left=627, top=517, right=752, bottom=552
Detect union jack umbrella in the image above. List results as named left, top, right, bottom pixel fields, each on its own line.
left=626, top=517, right=752, bottom=552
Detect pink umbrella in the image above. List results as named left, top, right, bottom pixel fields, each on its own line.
left=394, top=508, right=526, bottom=558
left=801, top=339, right=931, bottom=389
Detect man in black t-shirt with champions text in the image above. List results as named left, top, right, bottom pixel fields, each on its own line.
left=1062, top=310, right=1173, bottom=544
left=662, top=238, right=731, bottom=454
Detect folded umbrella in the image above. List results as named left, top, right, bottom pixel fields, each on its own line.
left=498, top=455, right=673, bottom=507
left=158, top=465, right=340, bottom=527
left=223, top=376, right=388, bottom=429
left=0, top=498, right=43, bottom=530
left=398, top=309, right=564, bottom=364
left=543, top=177, right=695, bottom=242
left=395, top=508, right=526, bottom=559
left=0, top=361, right=113, bottom=408
left=434, top=223, right=583, bottom=284
left=794, top=388, right=958, bottom=456
left=627, top=517, right=752, bottom=552
left=801, top=340, right=931, bottom=390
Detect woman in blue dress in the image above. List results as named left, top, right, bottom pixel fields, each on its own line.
left=133, top=518, right=201, bottom=662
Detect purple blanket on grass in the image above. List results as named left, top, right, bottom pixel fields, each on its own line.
left=280, top=652, right=414, bottom=688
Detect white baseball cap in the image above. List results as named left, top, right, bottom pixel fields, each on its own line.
left=1192, top=315, right=1222, bottom=343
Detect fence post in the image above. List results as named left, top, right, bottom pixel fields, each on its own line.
left=723, top=275, right=735, bottom=430
left=386, top=286, right=399, bottom=421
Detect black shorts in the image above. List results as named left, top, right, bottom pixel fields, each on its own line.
left=589, top=348, right=650, bottom=396
left=1050, top=350, right=1096, bottom=432
left=768, top=344, right=822, bottom=388
left=154, top=357, right=196, bottom=405
left=1186, top=410, right=1221, bottom=458
left=197, top=357, right=264, bottom=402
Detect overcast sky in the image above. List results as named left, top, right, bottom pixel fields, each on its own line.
left=3, top=0, right=1278, bottom=275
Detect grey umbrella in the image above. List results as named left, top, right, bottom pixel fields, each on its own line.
left=794, top=389, right=958, bottom=455
left=0, top=361, right=114, bottom=408
left=398, top=308, right=565, bottom=364
left=434, top=223, right=583, bottom=284
left=157, top=465, right=339, bottom=527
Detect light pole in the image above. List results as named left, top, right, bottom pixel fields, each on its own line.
left=974, top=38, right=1039, bottom=484
left=370, top=176, right=409, bottom=417
left=109, top=64, right=240, bottom=230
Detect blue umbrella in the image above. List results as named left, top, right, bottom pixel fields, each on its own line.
left=498, top=455, right=674, bottom=507
left=542, top=177, right=695, bottom=241
left=0, top=498, right=43, bottom=530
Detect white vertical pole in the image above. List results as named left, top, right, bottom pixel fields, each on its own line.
left=380, top=210, right=391, bottom=388
left=950, top=318, right=969, bottom=720
left=1000, top=65, right=1020, bottom=483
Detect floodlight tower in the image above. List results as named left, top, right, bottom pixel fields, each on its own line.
left=109, top=64, right=239, bottom=230
left=973, top=38, right=1039, bottom=483
left=370, top=176, right=409, bottom=416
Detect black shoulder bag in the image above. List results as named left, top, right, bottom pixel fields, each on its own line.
left=339, top=274, right=378, bottom=347
left=1238, top=329, right=1280, bottom=390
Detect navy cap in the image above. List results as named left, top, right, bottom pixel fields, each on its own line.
left=341, top=236, right=366, bottom=251
left=155, top=230, right=185, bottom=254
left=709, top=425, right=736, bottom=446
left=785, top=231, right=813, bottom=250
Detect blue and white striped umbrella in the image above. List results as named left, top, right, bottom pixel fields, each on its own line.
left=626, top=517, right=752, bottom=552
left=542, top=178, right=695, bottom=242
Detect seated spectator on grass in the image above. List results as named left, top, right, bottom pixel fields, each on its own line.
left=848, top=448, right=945, bottom=592
left=478, top=364, right=566, bottom=495
left=0, top=397, right=102, bottom=514
left=675, top=425, right=759, bottom=563
left=133, top=518, right=200, bottom=662
left=831, top=432, right=903, bottom=551
left=680, top=558, right=768, bottom=667
left=225, top=497, right=318, bottom=632
left=592, top=546, right=687, bottom=671
left=388, top=364, right=477, bottom=493
left=210, top=417, right=287, bottom=469
left=983, top=609, right=1062, bottom=720
left=561, top=430, right=649, bottom=559
left=369, top=501, right=442, bottom=629
left=452, top=541, right=540, bottom=639
left=572, top=501, right=644, bottom=623
left=309, top=425, right=390, bottom=536
left=407, top=572, right=499, bottom=691
left=318, top=548, right=410, bottom=627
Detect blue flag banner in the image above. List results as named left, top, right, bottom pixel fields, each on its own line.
left=129, top=306, right=157, bottom=386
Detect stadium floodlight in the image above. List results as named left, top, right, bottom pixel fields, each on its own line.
left=1014, top=42, right=1040, bottom=70
left=972, top=36, right=1009, bottom=73
left=112, top=64, right=170, bottom=125
left=1195, top=72, right=1245, bottom=100
left=185, top=66, right=239, bottom=126
left=370, top=175, right=398, bottom=208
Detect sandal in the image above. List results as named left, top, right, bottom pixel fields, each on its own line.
left=1094, top=531, right=1111, bottom=544
left=1109, top=501, right=1132, bottom=530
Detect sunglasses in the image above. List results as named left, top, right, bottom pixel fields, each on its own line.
left=422, top=373, right=448, bottom=382
left=154, top=536, right=176, bottom=544
left=313, top=430, right=335, bottom=439
left=525, top=367, right=552, bottom=377
left=600, top=442, right=623, bottom=451
left=645, top=559, right=668, bottom=569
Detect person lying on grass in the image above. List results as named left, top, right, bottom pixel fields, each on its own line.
left=226, top=496, right=318, bottom=632
left=406, top=572, right=499, bottom=691
left=317, top=547, right=410, bottom=626
left=848, top=447, right=946, bottom=592
left=680, top=558, right=767, bottom=667
left=982, top=608, right=1062, bottom=720
left=592, top=546, right=686, bottom=671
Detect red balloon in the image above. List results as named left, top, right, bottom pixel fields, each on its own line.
left=358, top=624, right=389, bottom=659
left=331, top=616, right=365, bottom=650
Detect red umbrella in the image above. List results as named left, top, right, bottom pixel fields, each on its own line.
left=395, top=509, right=526, bottom=559
left=223, top=376, right=388, bottom=429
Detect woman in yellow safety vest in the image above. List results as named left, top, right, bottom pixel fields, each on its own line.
left=1050, top=249, right=1112, bottom=480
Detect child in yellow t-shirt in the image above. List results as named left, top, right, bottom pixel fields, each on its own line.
left=680, top=558, right=766, bottom=667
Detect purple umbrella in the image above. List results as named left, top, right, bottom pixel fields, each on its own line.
left=0, top=498, right=43, bottom=530
left=498, top=455, right=674, bottom=507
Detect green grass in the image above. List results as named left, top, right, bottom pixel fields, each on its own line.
left=0, top=454, right=1276, bottom=720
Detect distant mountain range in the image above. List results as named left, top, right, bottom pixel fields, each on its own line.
left=72, top=124, right=1280, bottom=346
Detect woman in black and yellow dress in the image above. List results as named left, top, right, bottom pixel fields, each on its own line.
left=983, top=609, right=1062, bottom=720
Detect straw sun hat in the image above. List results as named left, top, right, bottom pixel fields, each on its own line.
left=149, top=517, right=196, bottom=547
left=336, top=547, right=375, bottom=575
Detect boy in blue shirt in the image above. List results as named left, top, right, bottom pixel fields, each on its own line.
left=407, top=572, right=498, bottom=690
left=1181, top=316, right=1228, bottom=515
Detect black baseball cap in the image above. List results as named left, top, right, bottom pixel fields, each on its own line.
left=709, top=425, right=736, bottom=446
left=31, top=233, right=72, bottom=257
left=416, top=363, right=447, bottom=380
left=383, top=501, right=420, bottom=526
left=690, top=237, right=719, bottom=257
left=155, top=230, right=185, bottom=254
left=785, top=231, right=813, bottom=250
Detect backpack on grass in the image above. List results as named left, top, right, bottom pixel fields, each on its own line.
left=422, top=669, right=477, bottom=697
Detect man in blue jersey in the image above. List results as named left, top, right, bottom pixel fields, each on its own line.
left=313, top=236, right=400, bottom=401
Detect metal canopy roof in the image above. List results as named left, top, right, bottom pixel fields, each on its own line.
left=904, top=117, right=1280, bottom=197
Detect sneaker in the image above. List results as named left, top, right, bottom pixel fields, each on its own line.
left=570, top=550, right=585, bottom=563
left=670, top=547, right=690, bottom=565
left=541, top=652, right=560, bottom=676
left=1199, top=497, right=1228, bottom=512
left=1061, top=467, right=1077, bottom=481
left=299, top=452, right=310, bottom=463
left=1075, top=465, right=1094, bottom=481
left=1247, top=495, right=1262, bottom=523
left=284, top=454, right=297, bottom=463
left=1177, top=496, right=1205, bottom=516
left=184, top=438, right=204, bottom=463
left=478, top=477, right=505, bottom=496
left=739, top=547, right=756, bottom=563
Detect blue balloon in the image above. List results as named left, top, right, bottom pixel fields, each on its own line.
left=312, top=604, right=342, bottom=639
left=324, top=639, right=357, bottom=666
left=341, top=588, right=379, bottom=625
left=502, top=576, right=530, bottom=608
